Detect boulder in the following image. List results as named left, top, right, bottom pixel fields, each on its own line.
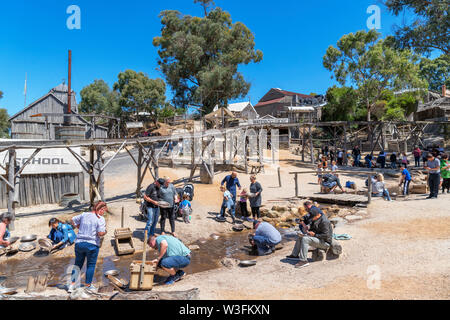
left=280, top=212, right=295, bottom=222
left=188, top=245, right=200, bottom=251
left=221, top=258, right=240, bottom=269
left=345, top=215, right=363, bottom=222
left=297, top=207, right=309, bottom=217
left=266, top=210, right=281, bottom=218
left=272, top=205, right=288, bottom=213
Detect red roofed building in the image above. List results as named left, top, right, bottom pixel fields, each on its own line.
left=254, top=88, right=326, bottom=122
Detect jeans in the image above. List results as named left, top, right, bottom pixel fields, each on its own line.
left=72, top=242, right=100, bottom=285
left=145, top=207, right=160, bottom=236
left=414, top=157, right=421, bottom=167
left=253, top=235, right=280, bottom=256
left=442, top=178, right=450, bottom=192
left=380, top=158, right=386, bottom=168
left=428, top=174, right=440, bottom=197
left=160, top=207, right=176, bottom=234
left=391, top=162, right=397, bottom=169
left=291, top=236, right=330, bottom=262
left=159, top=255, right=191, bottom=270
left=402, top=180, right=411, bottom=195
left=220, top=201, right=236, bottom=221
left=373, top=190, right=392, bottom=201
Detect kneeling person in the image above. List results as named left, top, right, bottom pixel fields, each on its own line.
left=149, top=235, right=191, bottom=285
left=289, top=202, right=333, bottom=268
left=48, top=218, right=77, bottom=250
left=250, top=221, right=282, bottom=256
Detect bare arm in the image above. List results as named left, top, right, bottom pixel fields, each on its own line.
left=153, top=240, right=168, bottom=264
left=0, top=224, right=9, bottom=247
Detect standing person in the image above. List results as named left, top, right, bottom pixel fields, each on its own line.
left=390, top=152, right=398, bottom=169
left=398, top=163, right=412, bottom=196
left=288, top=202, right=333, bottom=268
left=401, top=152, right=408, bottom=168
left=249, top=220, right=282, bottom=256
left=159, top=177, right=179, bottom=237
left=238, top=188, right=250, bottom=221
left=317, top=163, right=324, bottom=185
left=378, top=150, right=386, bottom=169
left=425, top=154, right=441, bottom=199
left=179, top=194, right=192, bottom=224
left=249, top=175, right=263, bottom=220
left=330, top=160, right=338, bottom=173
left=422, top=148, right=429, bottom=167
left=219, top=186, right=236, bottom=223
left=68, top=201, right=107, bottom=293
left=47, top=218, right=77, bottom=250
left=321, top=156, right=328, bottom=170
left=352, top=146, right=361, bottom=167
left=337, top=149, right=344, bottom=166
left=440, top=154, right=450, bottom=194
left=0, top=213, right=12, bottom=249
left=221, top=172, right=241, bottom=202
left=149, top=235, right=191, bottom=285
left=143, top=178, right=164, bottom=237
left=413, top=147, right=422, bottom=167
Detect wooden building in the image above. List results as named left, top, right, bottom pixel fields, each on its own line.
left=9, top=84, right=108, bottom=140
left=254, top=88, right=325, bottom=122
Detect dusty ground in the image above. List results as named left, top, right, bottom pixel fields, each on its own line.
left=1, top=149, right=449, bottom=300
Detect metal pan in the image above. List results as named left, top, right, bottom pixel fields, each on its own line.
left=0, top=287, right=17, bottom=295
left=38, top=238, right=53, bottom=251
left=104, top=269, right=119, bottom=277
left=19, top=242, right=36, bottom=252
left=215, top=217, right=226, bottom=223
left=239, top=260, right=257, bottom=267
left=21, top=235, right=37, bottom=242
left=8, top=237, right=19, bottom=245
left=232, top=224, right=244, bottom=232
left=157, top=201, right=171, bottom=208
left=106, top=275, right=126, bottom=288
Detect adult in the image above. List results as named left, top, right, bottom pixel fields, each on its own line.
left=365, top=154, right=373, bottom=168
left=378, top=150, right=386, bottom=169
left=0, top=213, right=13, bottom=249
left=143, top=178, right=164, bottom=237
left=371, top=173, right=392, bottom=201
left=321, top=173, right=345, bottom=194
left=337, top=149, right=344, bottom=166
left=287, top=201, right=333, bottom=268
left=68, top=201, right=107, bottom=293
left=149, top=235, right=191, bottom=285
left=425, top=153, right=441, bottom=199
left=159, top=177, right=179, bottom=237
left=398, top=163, right=412, bottom=196
left=352, top=146, right=361, bottom=167
left=413, top=147, right=422, bottom=167
left=250, top=220, right=282, bottom=256
left=440, top=154, right=450, bottom=194
left=390, top=152, right=398, bottom=169
left=47, top=218, right=76, bottom=250
left=221, top=172, right=241, bottom=202
left=249, top=175, right=263, bottom=219
left=321, top=155, right=328, bottom=170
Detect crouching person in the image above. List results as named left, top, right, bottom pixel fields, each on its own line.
left=289, top=202, right=333, bottom=269
left=249, top=220, right=282, bottom=256
left=48, top=218, right=77, bottom=250
left=149, top=235, right=191, bottom=285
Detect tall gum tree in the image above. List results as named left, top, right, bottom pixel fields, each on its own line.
left=153, top=0, right=263, bottom=114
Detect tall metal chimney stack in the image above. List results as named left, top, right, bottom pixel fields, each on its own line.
left=66, top=50, right=72, bottom=124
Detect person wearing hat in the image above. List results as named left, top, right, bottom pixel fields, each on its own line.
left=47, top=218, right=77, bottom=250
left=249, top=220, right=281, bottom=256
left=143, top=178, right=164, bottom=237
left=0, top=213, right=13, bottom=249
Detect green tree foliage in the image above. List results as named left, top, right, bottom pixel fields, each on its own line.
left=323, top=30, right=427, bottom=121
left=153, top=1, right=263, bottom=114
left=419, top=54, right=450, bottom=92
left=157, top=104, right=186, bottom=122
left=113, top=70, right=166, bottom=124
left=322, top=86, right=361, bottom=121
left=0, top=91, right=3, bottom=99
left=0, top=108, right=10, bottom=138
left=79, top=80, right=120, bottom=119
left=384, top=0, right=449, bottom=55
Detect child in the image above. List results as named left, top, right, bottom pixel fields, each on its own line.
left=239, top=188, right=250, bottom=221
left=401, top=152, right=408, bottom=168
left=179, top=194, right=192, bottom=224
left=440, top=153, right=450, bottom=194
left=317, top=163, right=324, bottom=185
left=219, top=186, right=236, bottom=223
left=398, top=163, right=412, bottom=196
left=331, top=160, right=338, bottom=173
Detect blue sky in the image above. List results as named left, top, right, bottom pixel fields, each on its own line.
left=0, top=0, right=408, bottom=116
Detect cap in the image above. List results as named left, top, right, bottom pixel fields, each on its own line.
left=157, top=178, right=166, bottom=185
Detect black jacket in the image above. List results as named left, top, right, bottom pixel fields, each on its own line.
left=309, top=213, right=333, bottom=245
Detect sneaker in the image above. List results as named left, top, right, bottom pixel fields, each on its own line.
left=85, top=284, right=98, bottom=293
left=174, top=270, right=186, bottom=282
left=294, top=261, right=310, bottom=269
left=164, top=275, right=175, bottom=285
left=67, top=283, right=77, bottom=293
left=286, top=255, right=300, bottom=261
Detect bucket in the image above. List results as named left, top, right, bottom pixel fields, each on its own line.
left=55, top=126, right=86, bottom=140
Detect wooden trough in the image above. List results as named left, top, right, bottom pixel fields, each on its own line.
left=114, top=228, right=135, bottom=256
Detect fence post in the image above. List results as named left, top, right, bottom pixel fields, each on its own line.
left=367, top=174, right=372, bottom=204
left=294, top=173, right=298, bottom=198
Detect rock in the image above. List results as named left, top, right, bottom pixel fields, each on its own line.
left=345, top=215, right=363, bottom=222
left=266, top=210, right=281, bottom=218
left=330, top=217, right=346, bottom=226
left=262, top=217, right=274, bottom=223
left=357, top=209, right=368, bottom=216
left=297, top=207, right=308, bottom=217
left=272, top=206, right=287, bottom=213
left=337, top=209, right=352, bottom=217
left=188, top=245, right=200, bottom=251
left=210, top=234, right=220, bottom=240
left=221, top=258, right=240, bottom=269
left=280, top=212, right=295, bottom=222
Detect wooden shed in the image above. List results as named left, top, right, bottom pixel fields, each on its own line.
left=9, top=84, right=108, bottom=140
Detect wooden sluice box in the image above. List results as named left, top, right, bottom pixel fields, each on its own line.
left=129, top=261, right=156, bottom=291
left=114, top=228, right=135, bottom=256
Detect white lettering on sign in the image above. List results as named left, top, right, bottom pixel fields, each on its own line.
left=0, top=148, right=83, bottom=174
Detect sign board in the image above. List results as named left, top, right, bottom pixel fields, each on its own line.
left=251, top=118, right=289, bottom=125
left=0, top=147, right=83, bottom=175
left=126, top=122, right=144, bottom=129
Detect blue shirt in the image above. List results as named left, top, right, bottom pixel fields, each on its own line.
left=48, top=223, right=77, bottom=245
left=180, top=200, right=191, bottom=209
left=255, top=222, right=282, bottom=244
left=221, top=175, right=241, bottom=196
left=402, top=168, right=411, bottom=181
left=72, top=212, right=106, bottom=247
left=156, top=235, right=191, bottom=258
